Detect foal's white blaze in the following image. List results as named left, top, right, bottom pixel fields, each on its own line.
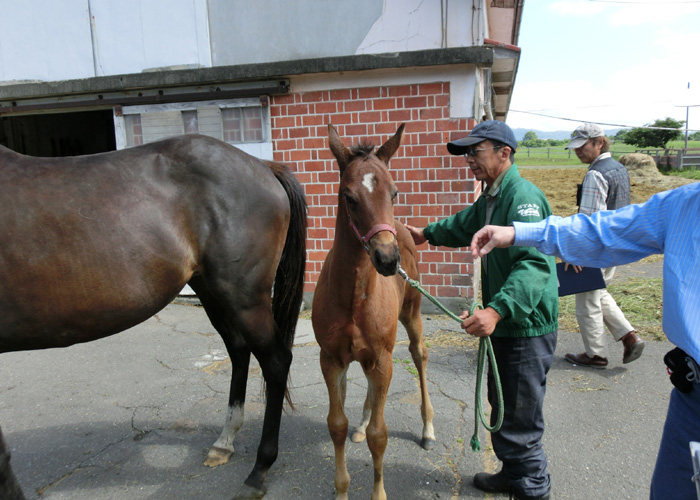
left=362, top=173, right=375, bottom=193
left=212, top=404, right=244, bottom=452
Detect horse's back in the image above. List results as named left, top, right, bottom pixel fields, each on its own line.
left=0, top=135, right=289, bottom=352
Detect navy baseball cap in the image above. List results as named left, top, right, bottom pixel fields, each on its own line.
left=447, top=120, right=518, bottom=155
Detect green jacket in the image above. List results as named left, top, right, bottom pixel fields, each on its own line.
left=423, top=165, right=558, bottom=338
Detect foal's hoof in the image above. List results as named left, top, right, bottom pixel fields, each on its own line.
left=233, top=482, right=266, bottom=500
left=204, top=446, right=233, bottom=467
left=420, top=437, right=436, bottom=450
left=351, top=431, right=366, bottom=443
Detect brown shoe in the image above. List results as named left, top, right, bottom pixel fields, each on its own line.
left=564, top=352, right=608, bottom=368
left=621, top=331, right=645, bottom=364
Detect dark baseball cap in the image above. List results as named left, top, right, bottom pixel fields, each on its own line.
left=446, top=120, right=518, bottom=155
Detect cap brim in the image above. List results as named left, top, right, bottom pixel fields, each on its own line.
left=566, top=137, right=588, bottom=150
left=446, top=135, right=483, bottom=155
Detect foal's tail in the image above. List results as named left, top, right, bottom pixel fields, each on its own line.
left=266, top=160, right=307, bottom=359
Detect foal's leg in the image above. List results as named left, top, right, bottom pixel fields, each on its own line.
left=364, top=351, right=393, bottom=500
left=320, top=351, right=351, bottom=500
left=351, top=390, right=371, bottom=443
left=400, top=297, right=436, bottom=450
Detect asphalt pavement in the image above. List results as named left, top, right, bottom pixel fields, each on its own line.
left=1, top=296, right=671, bottom=500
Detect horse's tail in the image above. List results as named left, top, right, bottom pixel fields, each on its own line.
left=266, top=161, right=307, bottom=404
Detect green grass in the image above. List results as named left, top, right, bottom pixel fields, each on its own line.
left=515, top=140, right=700, bottom=167
left=557, top=278, right=664, bottom=341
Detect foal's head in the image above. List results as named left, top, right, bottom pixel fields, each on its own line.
left=328, top=123, right=405, bottom=276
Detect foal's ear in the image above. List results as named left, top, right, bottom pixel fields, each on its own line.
left=328, top=124, right=351, bottom=173
left=375, top=123, right=405, bottom=165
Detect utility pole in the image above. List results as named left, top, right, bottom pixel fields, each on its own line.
left=686, top=82, right=690, bottom=150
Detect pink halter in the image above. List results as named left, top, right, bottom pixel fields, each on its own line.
left=349, top=218, right=397, bottom=250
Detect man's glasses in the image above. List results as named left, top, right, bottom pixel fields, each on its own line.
left=463, top=146, right=501, bottom=158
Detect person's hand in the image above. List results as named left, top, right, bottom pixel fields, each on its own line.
left=564, top=262, right=583, bottom=273
left=470, top=225, right=515, bottom=259
left=404, top=224, right=427, bottom=246
left=459, top=307, right=501, bottom=337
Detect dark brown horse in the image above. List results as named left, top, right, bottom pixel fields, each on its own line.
left=312, top=124, right=435, bottom=500
left=0, top=134, right=307, bottom=500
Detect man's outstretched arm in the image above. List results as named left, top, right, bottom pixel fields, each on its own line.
left=470, top=225, right=515, bottom=259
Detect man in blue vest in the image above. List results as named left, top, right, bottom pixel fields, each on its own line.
left=563, top=123, right=644, bottom=368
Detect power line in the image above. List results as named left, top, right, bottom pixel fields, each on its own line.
left=588, top=0, right=700, bottom=4
left=509, top=109, right=700, bottom=132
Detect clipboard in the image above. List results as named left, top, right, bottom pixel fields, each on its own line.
left=556, top=263, right=606, bottom=297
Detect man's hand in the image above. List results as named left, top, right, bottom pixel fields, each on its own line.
left=564, top=262, right=583, bottom=273
left=459, top=307, right=501, bottom=337
left=470, top=225, right=515, bottom=259
left=404, top=223, right=427, bottom=246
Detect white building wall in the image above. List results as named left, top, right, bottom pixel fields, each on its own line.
left=0, top=1, right=94, bottom=82
left=0, top=0, right=485, bottom=84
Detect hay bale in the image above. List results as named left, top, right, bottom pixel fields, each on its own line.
left=619, top=153, right=662, bottom=179
left=619, top=153, right=692, bottom=189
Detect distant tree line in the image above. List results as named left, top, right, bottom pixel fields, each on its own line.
left=520, top=117, right=696, bottom=150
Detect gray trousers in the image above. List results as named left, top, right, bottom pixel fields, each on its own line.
left=575, top=267, right=634, bottom=358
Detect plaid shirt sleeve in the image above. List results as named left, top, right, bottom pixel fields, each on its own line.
left=578, top=170, right=608, bottom=216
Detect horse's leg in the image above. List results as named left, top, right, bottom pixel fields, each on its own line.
left=320, top=350, right=351, bottom=500
left=350, top=390, right=371, bottom=443
left=364, top=351, right=393, bottom=500
left=0, top=425, right=26, bottom=500
left=191, top=279, right=252, bottom=468
left=400, top=298, right=436, bottom=450
left=235, top=305, right=292, bottom=500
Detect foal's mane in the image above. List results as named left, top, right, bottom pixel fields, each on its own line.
left=350, top=142, right=376, bottom=158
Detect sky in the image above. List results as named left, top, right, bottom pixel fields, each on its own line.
left=505, top=0, right=700, bottom=134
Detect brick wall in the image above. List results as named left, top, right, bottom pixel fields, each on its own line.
left=270, top=82, right=482, bottom=303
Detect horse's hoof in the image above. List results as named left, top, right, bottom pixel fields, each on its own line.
left=204, top=446, right=233, bottom=467
left=351, top=431, right=366, bottom=443
left=420, top=437, right=436, bottom=450
left=233, top=482, right=266, bottom=500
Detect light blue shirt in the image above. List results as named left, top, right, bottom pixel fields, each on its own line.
left=513, top=182, right=700, bottom=362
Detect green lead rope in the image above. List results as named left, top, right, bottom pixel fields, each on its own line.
left=398, top=267, right=504, bottom=452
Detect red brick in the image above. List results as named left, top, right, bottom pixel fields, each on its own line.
left=419, top=132, right=444, bottom=144
left=388, top=85, right=413, bottom=97
left=330, top=89, right=352, bottom=101
left=358, top=87, right=381, bottom=99
left=300, top=91, right=326, bottom=103
left=302, top=114, right=325, bottom=126
left=404, top=169, right=428, bottom=181
left=419, top=108, right=444, bottom=120
left=273, top=94, right=295, bottom=105
left=390, top=158, right=412, bottom=170
left=403, top=96, right=427, bottom=108
left=404, top=193, right=429, bottom=205
left=315, top=102, right=337, bottom=114
left=287, top=104, right=310, bottom=115
left=388, top=109, right=411, bottom=122
left=419, top=82, right=445, bottom=95
left=358, top=111, right=382, bottom=123
left=344, top=100, right=366, bottom=112
left=289, top=127, right=310, bottom=139
left=372, top=98, right=397, bottom=110
left=405, top=121, right=427, bottom=133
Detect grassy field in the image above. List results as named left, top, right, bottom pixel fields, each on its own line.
left=515, top=140, right=700, bottom=167
left=517, top=166, right=696, bottom=341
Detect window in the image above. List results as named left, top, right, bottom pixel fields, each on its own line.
left=115, top=98, right=272, bottom=159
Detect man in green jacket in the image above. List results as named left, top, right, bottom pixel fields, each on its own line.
left=406, top=120, right=558, bottom=500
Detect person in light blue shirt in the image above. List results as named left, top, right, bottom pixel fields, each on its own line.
left=468, top=181, right=700, bottom=500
